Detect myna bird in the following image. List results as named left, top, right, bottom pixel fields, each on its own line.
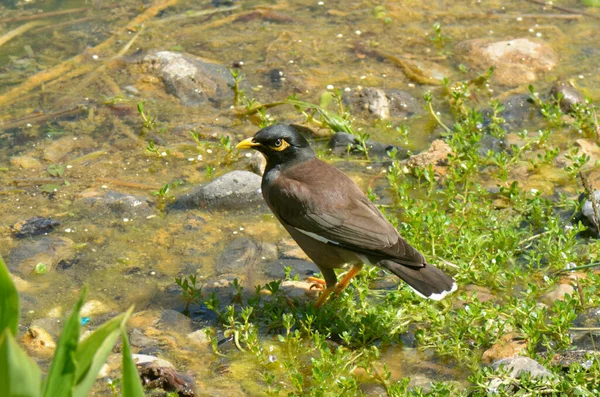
left=236, top=124, right=456, bottom=307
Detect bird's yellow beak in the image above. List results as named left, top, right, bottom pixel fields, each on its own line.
left=236, top=137, right=261, bottom=150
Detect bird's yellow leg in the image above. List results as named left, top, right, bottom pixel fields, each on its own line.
left=333, top=264, right=364, bottom=294
left=313, top=287, right=334, bottom=308
left=306, top=276, right=327, bottom=286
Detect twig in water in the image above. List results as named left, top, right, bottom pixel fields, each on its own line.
left=0, top=21, right=46, bottom=48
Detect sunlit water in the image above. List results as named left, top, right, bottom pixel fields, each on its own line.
left=0, top=0, right=598, bottom=394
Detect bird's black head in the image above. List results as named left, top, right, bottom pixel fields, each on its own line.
left=236, top=125, right=315, bottom=169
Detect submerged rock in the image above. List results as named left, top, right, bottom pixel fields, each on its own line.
left=488, top=357, right=553, bottom=392
left=158, top=309, right=193, bottom=334
left=329, top=132, right=408, bottom=158
left=262, top=258, right=317, bottom=280
left=405, top=139, right=452, bottom=170
left=579, top=190, right=600, bottom=236
left=43, top=135, right=95, bottom=163
left=10, top=155, right=42, bottom=170
left=541, top=283, right=575, bottom=305
left=76, top=190, right=152, bottom=218
left=501, top=94, right=539, bottom=129
left=139, top=362, right=195, bottom=397
left=12, top=217, right=60, bottom=238
left=171, top=171, right=263, bottom=211
left=8, top=236, right=76, bottom=275
left=143, top=51, right=235, bottom=107
left=215, top=237, right=273, bottom=275
left=550, top=80, right=586, bottom=112
left=482, top=333, right=528, bottom=364
left=457, top=38, right=557, bottom=86
left=20, top=326, right=56, bottom=358
left=343, top=87, right=420, bottom=120
left=279, top=280, right=319, bottom=301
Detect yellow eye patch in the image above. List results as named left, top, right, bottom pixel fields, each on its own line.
left=269, top=139, right=290, bottom=151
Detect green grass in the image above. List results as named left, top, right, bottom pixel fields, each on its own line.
left=173, top=70, right=600, bottom=395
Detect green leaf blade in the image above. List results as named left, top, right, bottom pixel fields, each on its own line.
left=0, top=255, right=19, bottom=336
left=72, top=308, right=133, bottom=397
left=0, top=330, right=42, bottom=397
left=120, top=330, right=145, bottom=397
left=42, top=289, right=86, bottom=397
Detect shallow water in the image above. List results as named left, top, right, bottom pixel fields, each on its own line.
left=1, top=0, right=599, bottom=394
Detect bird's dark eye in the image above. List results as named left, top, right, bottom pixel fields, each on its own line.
left=273, top=139, right=282, bottom=147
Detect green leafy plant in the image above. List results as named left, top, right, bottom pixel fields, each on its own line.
left=0, top=255, right=145, bottom=397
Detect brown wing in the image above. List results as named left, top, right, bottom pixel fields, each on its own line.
left=267, top=159, right=426, bottom=267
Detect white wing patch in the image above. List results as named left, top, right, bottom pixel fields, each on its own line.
left=294, top=228, right=340, bottom=245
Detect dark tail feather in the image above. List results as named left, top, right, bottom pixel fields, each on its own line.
left=379, top=260, right=456, bottom=300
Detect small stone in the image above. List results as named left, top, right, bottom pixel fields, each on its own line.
left=30, top=317, right=63, bottom=339
left=187, top=329, right=211, bottom=346
left=20, top=326, right=56, bottom=358
left=142, top=51, right=236, bottom=107
left=8, top=236, right=76, bottom=275
left=76, top=190, right=152, bottom=218
left=132, top=354, right=175, bottom=369
left=329, top=132, right=407, bottom=158
left=80, top=300, right=111, bottom=317
left=216, top=238, right=260, bottom=275
left=457, top=38, right=557, bottom=86
left=482, top=333, right=528, bottom=364
left=278, top=280, right=319, bottom=300
left=550, top=80, right=586, bottom=112
left=541, top=283, right=575, bottom=305
left=139, top=362, right=195, bottom=397
left=575, top=139, right=600, bottom=164
left=404, top=139, right=453, bottom=177
left=171, top=171, right=263, bottom=211
left=12, top=217, right=60, bottom=238
left=487, top=357, right=553, bottom=393
left=248, top=151, right=267, bottom=176
left=278, top=237, right=310, bottom=261
left=263, top=259, right=317, bottom=280
left=10, top=155, right=42, bottom=170
left=130, top=328, right=158, bottom=348
left=158, top=309, right=192, bottom=334
left=491, top=356, right=552, bottom=378
left=43, top=135, right=95, bottom=163
left=10, top=273, right=32, bottom=292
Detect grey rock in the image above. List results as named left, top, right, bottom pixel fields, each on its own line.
left=13, top=217, right=60, bottom=238
left=131, top=354, right=175, bottom=369
left=488, top=357, right=553, bottom=392
left=491, top=356, right=552, bottom=377
left=501, top=94, right=538, bottom=129
left=343, top=87, right=419, bottom=120
left=580, top=191, right=600, bottom=235
left=130, top=328, right=158, bottom=348
left=263, top=259, right=317, bottom=279
left=329, top=132, right=408, bottom=158
left=158, top=309, right=192, bottom=334
left=550, top=81, right=586, bottom=113
left=187, top=328, right=210, bottom=345
left=216, top=237, right=260, bottom=275
left=572, top=307, right=600, bottom=349
left=143, top=51, right=234, bottom=107
left=77, top=190, right=152, bottom=218
left=30, top=317, right=63, bottom=339
left=8, top=236, right=76, bottom=275
left=171, top=171, right=263, bottom=211
left=248, top=151, right=267, bottom=176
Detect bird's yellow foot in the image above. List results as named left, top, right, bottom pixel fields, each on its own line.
left=307, top=276, right=327, bottom=290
